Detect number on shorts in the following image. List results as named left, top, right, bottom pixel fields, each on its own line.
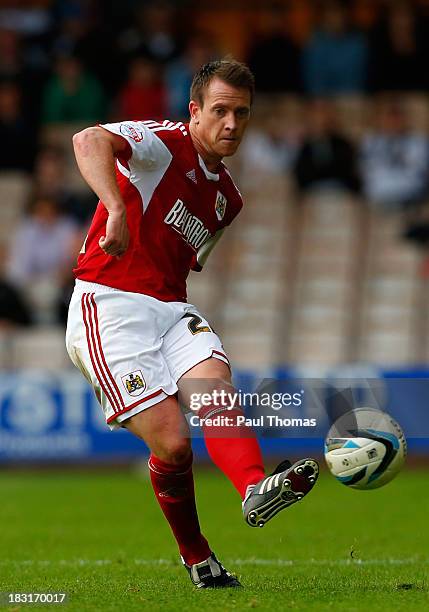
left=183, top=313, right=212, bottom=335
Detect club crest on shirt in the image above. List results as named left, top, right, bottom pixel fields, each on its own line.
left=120, top=123, right=144, bottom=142
left=215, top=191, right=227, bottom=221
left=121, top=370, right=146, bottom=396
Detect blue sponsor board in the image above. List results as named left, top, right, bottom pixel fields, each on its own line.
left=0, top=371, right=143, bottom=461
left=0, top=369, right=428, bottom=462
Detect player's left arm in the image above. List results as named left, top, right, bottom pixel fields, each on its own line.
left=191, top=229, right=225, bottom=272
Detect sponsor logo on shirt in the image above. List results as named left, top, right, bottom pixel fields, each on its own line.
left=120, top=123, right=144, bottom=142
left=215, top=191, right=227, bottom=221
left=164, top=199, right=211, bottom=250
left=121, top=370, right=146, bottom=396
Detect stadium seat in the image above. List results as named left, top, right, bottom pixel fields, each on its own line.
left=0, top=172, right=31, bottom=245
left=8, top=327, right=69, bottom=370
left=283, top=193, right=362, bottom=365
left=357, top=210, right=423, bottom=364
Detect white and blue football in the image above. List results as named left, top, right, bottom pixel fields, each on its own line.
left=324, top=408, right=407, bottom=490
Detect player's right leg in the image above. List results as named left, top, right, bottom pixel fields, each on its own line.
left=242, top=458, right=319, bottom=528
left=123, top=404, right=241, bottom=588
left=65, top=282, right=179, bottom=426
left=122, top=397, right=213, bottom=568
left=179, top=359, right=319, bottom=528
left=65, top=281, right=240, bottom=588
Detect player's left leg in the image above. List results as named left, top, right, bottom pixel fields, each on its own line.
left=179, top=358, right=319, bottom=527
left=179, top=357, right=266, bottom=499
left=163, top=306, right=319, bottom=528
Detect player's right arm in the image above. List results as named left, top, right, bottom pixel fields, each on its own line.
left=72, top=126, right=130, bottom=258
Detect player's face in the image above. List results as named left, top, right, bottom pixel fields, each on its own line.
left=190, top=77, right=251, bottom=161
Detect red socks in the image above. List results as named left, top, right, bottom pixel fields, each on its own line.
left=199, top=406, right=265, bottom=499
left=148, top=453, right=211, bottom=565
left=147, top=401, right=265, bottom=564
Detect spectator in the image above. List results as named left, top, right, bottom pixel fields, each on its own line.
left=0, top=4, right=52, bottom=38
left=6, top=196, right=79, bottom=323
left=360, top=100, right=429, bottom=209
left=166, top=35, right=216, bottom=119
left=0, top=246, right=32, bottom=328
left=240, top=110, right=301, bottom=184
left=116, top=57, right=166, bottom=121
left=302, top=1, right=368, bottom=95
left=32, top=145, right=96, bottom=224
left=0, top=28, right=22, bottom=81
left=369, top=2, right=429, bottom=92
left=0, top=26, right=50, bottom=130
left=51, top=2, right=121, bottom=93
left=247, top=5, right=302, bottom=93
left=403, top=208, right=429, bottom=248
left=293, top=99, right=360, bottom=194
left=0, top=80, right=37, bottom=172
left=42, top=54, right=106, bottom=124
left=117, top=2, right=180, bottom=65
left=0, top=22, right=50, bottom=80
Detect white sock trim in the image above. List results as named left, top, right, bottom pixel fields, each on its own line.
left=242, top=484, right=256, bottom=507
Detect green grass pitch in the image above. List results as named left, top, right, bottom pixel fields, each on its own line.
left=0, top=465, right=427, bottom=611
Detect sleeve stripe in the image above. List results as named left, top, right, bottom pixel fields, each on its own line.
left=141, top=120, right=188, bottom=136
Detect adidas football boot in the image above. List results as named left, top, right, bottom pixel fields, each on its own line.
left=182, top=552, right=242, bottom=589
left=243, top=458, right=319, bottom=527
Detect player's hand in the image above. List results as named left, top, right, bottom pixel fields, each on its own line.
left=99, top=209, right=129, bottom=258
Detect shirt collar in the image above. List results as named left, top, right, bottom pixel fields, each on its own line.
left=198, top=154, right=220, bottom=182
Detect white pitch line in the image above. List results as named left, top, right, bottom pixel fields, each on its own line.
left=231, top=558, right=427, bottom=566
left=0, top=558, right=427, bottom=567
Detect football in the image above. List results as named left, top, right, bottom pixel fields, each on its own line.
left=324, top=407, right=407, bottom=490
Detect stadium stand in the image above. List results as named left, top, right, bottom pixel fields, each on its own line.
left=358, top=210, right=424, bottom=364
left=285, top=192, right=363, bottom=366
left=2, top=1, right=429, bottom=372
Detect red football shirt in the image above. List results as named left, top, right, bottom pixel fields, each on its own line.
left=74, top=120, right=243, bottom=302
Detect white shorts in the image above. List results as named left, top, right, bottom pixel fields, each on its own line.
left=65, top=280, right=229, bottom=429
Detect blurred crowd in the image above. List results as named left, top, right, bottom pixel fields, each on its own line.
left=2, top=0, right=429, bottom=328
